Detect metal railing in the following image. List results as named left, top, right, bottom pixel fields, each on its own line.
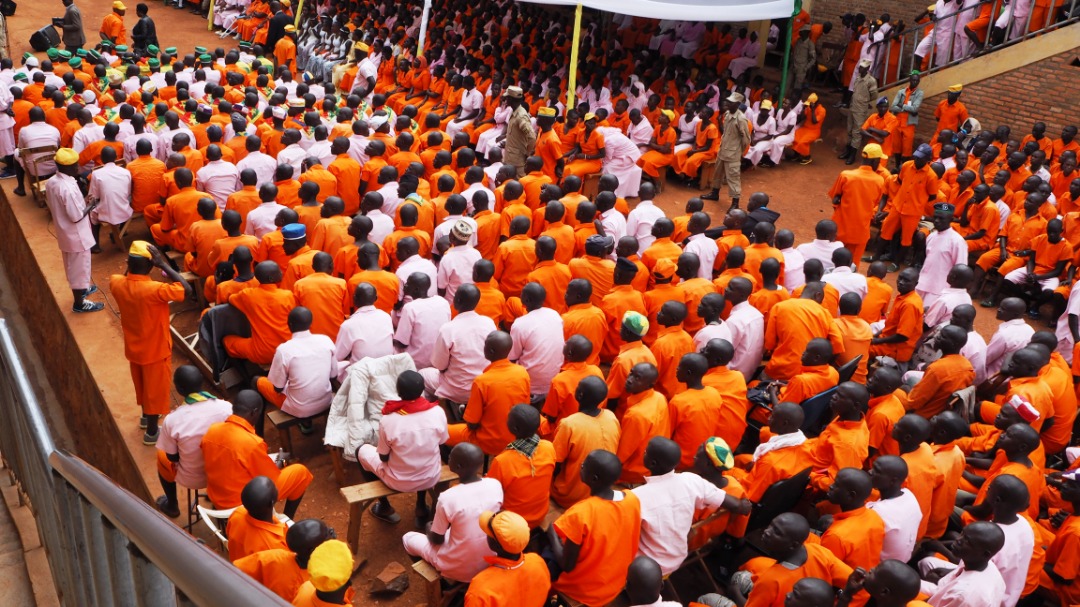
left=0, top=318, right=292, bottom=607
left=866, top=0, right=1080, bottom=88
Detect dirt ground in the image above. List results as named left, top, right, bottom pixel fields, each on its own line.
left=1, top=2, right=1019, bottom=605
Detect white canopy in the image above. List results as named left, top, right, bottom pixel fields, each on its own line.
left=517, top=0, right=795, bottom=22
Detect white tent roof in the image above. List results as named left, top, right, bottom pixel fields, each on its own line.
left=518, top=0, right=794, bottom=23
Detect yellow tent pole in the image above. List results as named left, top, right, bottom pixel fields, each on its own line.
left=566, top=3, right=582, bottom=109
left=294, top=0, right=304, bottom=28
left=207, top=0, right=215, bottom=31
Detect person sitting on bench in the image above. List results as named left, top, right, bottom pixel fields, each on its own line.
left=255, top=306, right=335, bottom=434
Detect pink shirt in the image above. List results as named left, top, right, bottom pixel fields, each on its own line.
left=334, top=305, right=394, bottom=377
left=626, top=199, right=665, bottom=253
left=866, top=488, right=922, bottom=562
left=693, top=321, right=734, bottom=353
left=396, top=255, right=438, bottom=300
left=684, top=234, right=719, bottom=279
left=196, top=159, right=241, bottom=210
left=985, top=318, right=1035, bottom=377
left=245, top=201, right=287, bottom=238
left=781, top=247, right=806, bottom=291
left=925, top=562, right=1006, bottom=607
left=726, top=301, right=765, bottom=380
left=375, top=405, right=449, bottom=491
left=437, top=245, right=481, bottom=303
left=795, top=239, right=843, bottom=271
left=268, top=330, right=336, bottom=417
left=428, top=477, right=504, bottom=582
left=156, top=396, right=233, bottom=489
left=916, top=229, right=968, bottom=306
left=429, top=311, right=497, bottom=402
left=236, top=150, right=278, bottom=187
left=396, top=296, right=452, bottom=368
left=993, top=518, right=1034, bottom=607
left=923, top=287, right=972, bottom=328
left=509, top=307, right=565, bottom=394
left=822, top=266, right=868, bottom=301
left=88, top=162, right=133, bottom=225
left=632, top=471, right=727, bottom=575
left=366, top=209, right=395, bottom=246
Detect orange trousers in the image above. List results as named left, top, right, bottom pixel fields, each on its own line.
left=879, top=212, right=921, bottom=246
left=157, top=450, right=178, bottom=483
left=256, top=376, right=287, bottom=408
left=130, top=358, right=172, bottom=416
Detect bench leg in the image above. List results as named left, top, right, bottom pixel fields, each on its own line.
left=346, top=500, right=371, bottom=555
left=278, top=425, right=294, bottom=454
left=424, top=575, right=443, bottom=607
left=329, top=446, right=347, bottom=486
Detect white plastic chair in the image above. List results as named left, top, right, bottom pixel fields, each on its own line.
left=197, top=505, right=294, bottom=553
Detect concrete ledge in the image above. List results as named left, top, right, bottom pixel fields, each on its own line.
left=0, top=188, right=152, bottom=502
left=884, top=21, right=1080, bottom=98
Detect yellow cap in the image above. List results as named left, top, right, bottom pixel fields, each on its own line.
left=583, top=112, right=597, bottom=122
left=113, top=1, right=126, bottom=9
left=479, top=510, right=530, bottom=554
left=128, top=240, right=153, bottom=259
left=927, top=3, right=936, bottom=11
left=354, top=41, right=369, bottom=52
left=284, top=24, right=296, bottom=33
left=307, top=540, right=353, bottom=592
left=660, top=109, right=676, bottom=122
left=537, top=107, right=557, bottom=117
left=54, top=147, right=79, bottom=166
left=806, top=93, right=818, bottom=103
left=760, top=100, right=773, bottom=110
left=947, top=84, right=963, bottom=93
left=862, top=143, right=886, bottom=159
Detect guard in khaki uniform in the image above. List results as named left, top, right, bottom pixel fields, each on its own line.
left=840, top=59, right=879, bottom=163
left=703, top=93, right=751, bottom=210
left=501, top=86, right=537, bottom=178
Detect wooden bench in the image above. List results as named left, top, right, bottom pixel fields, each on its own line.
left=266, top=408, right=330, bottom=454
left=340, top=465, right=459, bottom=555
left=582, top=172, right=602, bottom=199
left=412, top=559, right=467, bottom=607
left=699, top=159, right=717, bottom=189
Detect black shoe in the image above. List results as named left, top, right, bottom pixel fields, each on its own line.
left=73, top=301, right=105, bottom=313
left=370, top=502, right=401, bottom=524
left=728, top=197, right=741, bottom=211
left=838, top=147, right=851, bottom=160
left=701, top=189, right=720, bottom=201
left=155, top=495, right=180, bottom=518
left=13, top=187, right=25, bottom=196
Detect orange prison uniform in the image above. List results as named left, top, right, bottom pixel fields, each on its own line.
left=640, top=237, right=683, bottom=274
left=829, top=165, right=887, bottom=259
left=819, top=506, right=885, bottom=573
left=807, top=419, right=870, bottom=492
left=743, top=543, right=852, bottom=607
left=862, top=111, right=899, bottom=158
left=328, top=155, right=362, bottom=215
left=673, top=121, right=718, bottom=179
left=906, top=354, right=975, bottom=418
left=669, top=386, right=724, bottom=471
left=1040, top=354, right=1078, bottom=454
left=867, top=391, right=906, bottom=457
left=638, top=127, right=677, bottom=178
left=933, top=100, right=968, bottom=140
left=281, top=247, right=318, bottom=290
left=969, top=460, right=1045, bottom=520
left=310, top=216, right=353, bottom=257
left=101, top=12, right=127, bottom=45
left=679, top=277, right=715, bottom=333
left=383, top=227, right=433, bottom=268
left=519, top=171, right=552, bottom=210
left=790, top=104, right=826, bottom=157
left=599, top=286, right=648, bottom=363
left=474, top=281, right=507, bottom=325
left=183, top=218, right=228, bottom=278
left=109, top=274, right=186, bottom=417
left=744, top=442, right=813, bottom=502
left=650, top=326, right=694, bottom=399
left=528, top=261, right=572, bottom=313
left=474, top=211, right=501, bottom=260
left=926, top=443, right=965, bottom=539
left=487, top=440, right=557, bottom=528
left=834, top=315, right=872, bottom=384
left=232, top=549, right=308, bottom=602
left=1045, top=515, right=1080, bottom=606
left=208, top=234, right=260, bottom=272
left=976, top=212, right=1047, bottom=273
left=744, top=244, right=786, bottom=287
left=226, top=186, right=262, bottom=232
left=295, top=204, right=323, bottom=235
left=568, top=256, right=615, bottom=307
left=552, top=491, right=642, bottom=607
left=716, top=230, right=752, bottom=267
left=542, top=362, right=604, bottom=430
left=200, top=415, right=313, bottom=509
left=223, top=284, right=297, bottom=365
left=226, top=506, right=288, bottom=562
left=562, top=304, right=608, bottom=367
left=778, top=365, right=839, bottom=404
left=551, top=410, right=621, bottom=507
left=464, top=554, right=552, bottom=607
left=606, top=341, right=657, bottom=411
left=448, top=360, right=531, bottom=456
left=493, top=235, right=537, bottom=298
left=881, top=161, right=939, bottom=246
left=616, top=389, right=671, bottom=484
left=764, top=298, right=846, bottom=381
left=859, top=277, right=893, bottom=323
left=292, top=272, right=349, bottom=340
left=901, top=442, right=944, bottom=540
left=702, top=366, right=751, bottom=449
left=346, top=270, right=399, bottom=315
left=958, top=198, right=1001, bottom=252
left=562, top=129, right=606, bottom=180
left=151, top=187, right=214, bottom=253
left=749, top=287, right=790, bottom=320
left=869, top=290, right=923, bottom=362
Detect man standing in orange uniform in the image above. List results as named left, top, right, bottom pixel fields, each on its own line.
left=933, top=85, right=968, bottom=141
left=875, top=143, right=938, bottom=269
left=110, top=241, right=191, bottom=445
left=100, top=1, right=128, bottom=46
left=827, top=157, right=886, bottom=261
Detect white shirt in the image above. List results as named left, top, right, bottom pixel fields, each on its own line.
left=72, top=124, right=105, bottom=154
left=17, top=121, right=61, bottom=176
left=459, top=88, right=484, bottom=119
left=424, top=477, right=503, bottom=582
left=694, top=322, right=734, bottom=353
left=237, top=150, right=278, bottom=188
left=795, top=239, right=843, bottom=272
left=993, top=518, right=1033, bottom=607
left=1056, top=281, right=1080, bottom=364
left=867, top=488, right=922, bottom=562
left=685, top=234, right=719, bottom=279
left=88, top=162, right=133, bottom=225
left=375, top=182, right=402, bottom=217
left=123, top=132, right=160, bottom=164
left=985, top=318, right=1035, bottom=377
left=632, top=471, right=728, bottom=575
left=924, top=287, right=973, bottom=328
left=44, top=172, right=95, bottom=253
left=334, top=305, right=394, bottom=378
left=156, top=397, right=233, bottom=489
left=600, top=208, right=628, bottom=248
left=925, top=561, right=1006, bottom=607
left=157, top=126, right=194, bottom=160
left=429, top=311, right=498, bottom=403
left=396, top=296, right=452, bottom=369
left=277, top=143, right=308, bottom=175
left=306, top=139, right=335, bottom=167
left=509, top=307, right=564, bottom=394
left=963, top=329, right=989, bottom=386
left=461, top=182, right=495, bottom=213
left=626, top=199, right=666, bottom=253
left=822, top=266, right=868, bottom=300
left=267, top=330, right=336, bottom=417
left=726, top=301, right=765, bottom=380
left=626, top=118, right=654, bottom=150
left=196, top=160, right=241, bottom=210
left=245, top=201, right=287, bottom=239
left=433, top=215, right=478, bottom=248
left=781, top=247, right=806, bottom=291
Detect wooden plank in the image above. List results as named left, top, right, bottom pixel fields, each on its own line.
left=411, top=560, right=440, bottom=583
left=340, top=466, right=459, bottom=504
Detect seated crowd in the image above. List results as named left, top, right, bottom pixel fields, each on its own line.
left=13, top=0, right=1080, bottom=605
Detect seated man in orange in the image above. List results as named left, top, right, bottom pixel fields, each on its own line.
left=232, top=518, right=332, bottom=603
left=465, top=510, right=551, bottom=607
left=905, top=325, right=975, bottom=418
left=819, top=468, right=886, bottom=575
left=292, top=539, right=356, bottom=607
left=551, top=376, right=621, bottom=508
left=669, top=353, right=724, bottom=471
left=673, top=106, right=719, bottom=183
left=150, top=168, right=214, bottom=253
left=560, top=113, right=606, bottom=180
left=700, top=338, right=750, bottom=449
left=869, top=267, right=923, bottom=367
left=446, top=331, right=531, bottom=456
left=223, top=261, right=297, bottom=366
left=547, top=450, right=642, bottom=607
left=200, top=390, right=313, bottom=517
left=487, top=404, right=556, bottom=529
left=771, top=337, right=839, bottom=405
left=734, top=402, right=810, bottom=502
left=807, top=381, right=870, bottom=492
left=226, top=476, right=288, bottom=562
left=764, top=281, right=845, bottom=381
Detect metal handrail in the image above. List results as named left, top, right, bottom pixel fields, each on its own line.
left=864, top=0, right=1080, bottom=88
left=0, top=318, right=291, bottom=607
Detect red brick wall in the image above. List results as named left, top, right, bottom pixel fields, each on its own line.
left=913, top=48, right=1080, bottom=141
left=813, top=0, right=927, bottom=29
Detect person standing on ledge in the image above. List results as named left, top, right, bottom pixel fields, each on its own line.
left=501, top=86, right=537, bottom=178
left=55, top=0, right=86, bottom=51
left=703, top=92, right=751, bottom=210
left=44, top=147, right=104, bottom=314
left=100, top=1, right=128, bottom=46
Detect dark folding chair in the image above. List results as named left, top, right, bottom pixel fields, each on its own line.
left=746, top=467, right=812, bottom=532
left=836, top=354, right=863, bottom=383
left=800, top=387, right=838, bottom=438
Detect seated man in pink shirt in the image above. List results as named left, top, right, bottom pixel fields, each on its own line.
left=155, top=365, right=233, bottom=518
left=509, top=282, right=565, bottom=404
left=358, top=370, right=449, bottom=526
left=394, top=273, right=452, bottom=369
left=402, top=442, right=504, bottom=583
left=255, top=307, right=336, bottom=435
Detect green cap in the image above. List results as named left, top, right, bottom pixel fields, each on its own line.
left=75, top=48, right=87, bottom=57
left=199, top=54, right=212, bottom=62
left=88, top=50, right=102, bottom=61
left=101, top=41, right=113, bottom=49
left=147, top=44, right=158, bottom=54
left=115, top=45, right=128, bottom=52
left=194, top=46, right=207, bottom=54
left=148, top=58, right=160, bottom=68
left=621, top=311, right=649, bottom=337
left=22, top=52, right=32, bottom=60
left=67, top=58, right=82, bottom=68
left=238, top=41, right=252, bottom=49
left=58, top=50, right=72, bottom=59
left=13, top=73, right=27, bottom=82
left=46, top=48, right=59, bottom=59
left=164, top=46, right=177, bottom=55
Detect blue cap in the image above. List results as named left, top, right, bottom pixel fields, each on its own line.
left=281, top=223, right=306, bottom=240
left=913, top=143, right=933, bottom=160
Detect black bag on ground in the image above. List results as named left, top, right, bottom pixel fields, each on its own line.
left=29, top=24, right=60, bottom=52
left=0, top=0, right=16, bottom=17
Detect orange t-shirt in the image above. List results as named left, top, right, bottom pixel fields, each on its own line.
left=493, top=235, right=537, bottom=297
left=616, top=389, right=671, bottom=483
left=599, top=286, right=648, bottom=364
left=227, top=284, right=297, bottom=364
left=764, top=298, right=845, bottom=380
left=743, top=543, right=852, bottom=607
left=232, top=548, right=308, bottom=602
left=552, top=491, right=642, bottom=607
left=819, top=506, right=885, bottom=572
left=528, top=261, right=572, bottom=313
left=487, top=440, right=557, bottom=528
left=226, top=506, right=288, bottom=562
left=562, top=303, right=608, bottom=367
left=346, top=269, right=400, bottom=315
left=200, top=415, right=286, bottom=508
left=551, top=410, right=621, bottom=507
left=463, top=360, right=532, bottom=455
left=541, top=362, right=604, bottom=429
left=669, top=386, right=724, bottom=470
left=292, top=272, right=350, bottom=340
left=108, top=274, right=186, bottom=363
left=650, top=326, right=694, bottom=399
left=900, top=442, right=945, bottom=540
